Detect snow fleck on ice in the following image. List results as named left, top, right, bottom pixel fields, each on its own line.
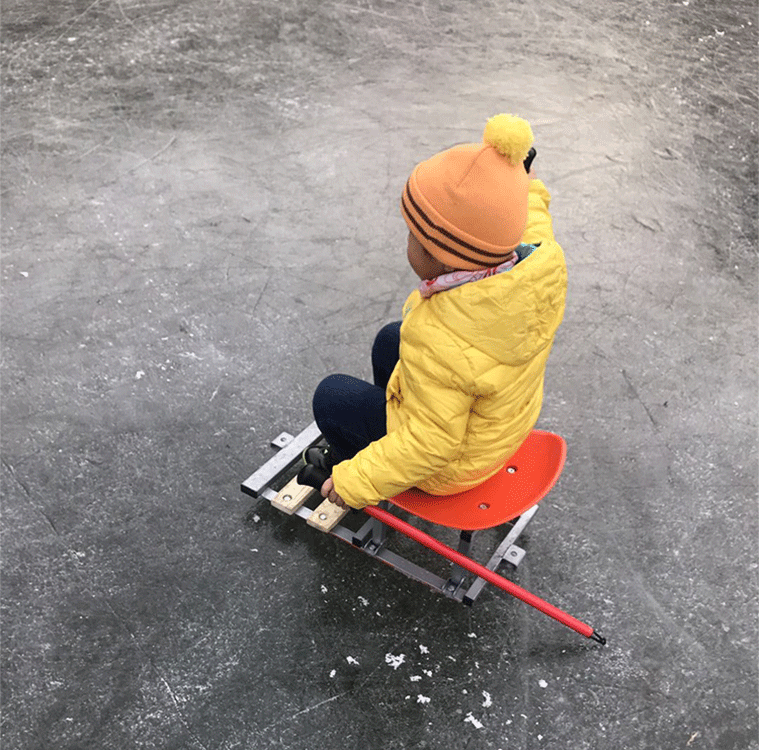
left=464, top=713, right=484, bottom=729
left=419, top=645, right=429, bottom=654
left=346, top=656, right=360, bottom=665
left=410, top=675, right=422, bottom=682
left=423, top=669, right=433, bottom=677
left=321, top=585, right=328, bottom=594
left=467, top=632, right=477, bottom=638
left=358, top=596, right=369, bottom=607
left=329, top=670, right=336, bottom=678
left=385, top=653, right=405, bottom=670
left=135, top=371, right=145, bottom=380
left=417, top=695, right=430, bottom=704
left=482, top=691, right=493, bottom=708
left=252, top=514, right=260, bottom=523
left=538, top=679, right=548, bottom=688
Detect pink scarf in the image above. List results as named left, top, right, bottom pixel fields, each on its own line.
left=418, top=255, right=519, bottom=299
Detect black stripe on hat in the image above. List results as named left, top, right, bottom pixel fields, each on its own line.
left=402, top=182, right=508, bottom=267
left=402, top=197, right=506, bottom=268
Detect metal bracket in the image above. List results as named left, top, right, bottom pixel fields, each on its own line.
left=445, top=530, right=476, bottom=593
left=241, top=422, right=322, bottom=498
left=352, top=510, right=389, bottom=554
left=463, top=505, right=538, bottom=606
left=270, top=432, right=295, bottom=449
left=503, top=544, right=526, bottom=567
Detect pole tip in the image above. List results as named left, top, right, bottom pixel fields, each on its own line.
left=590, top=631, right=607, bottom=645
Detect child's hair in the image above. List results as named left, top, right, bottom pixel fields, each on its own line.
left=401, top=114, right=533, bottom=271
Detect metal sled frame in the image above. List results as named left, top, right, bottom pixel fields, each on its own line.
left=240, top=422, right=540, bottom=605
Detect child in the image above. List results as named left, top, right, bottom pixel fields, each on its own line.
left=310, top=114, right=566, bottom=510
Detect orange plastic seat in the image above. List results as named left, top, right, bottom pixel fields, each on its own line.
left=389, top=430, right=566, bottom=530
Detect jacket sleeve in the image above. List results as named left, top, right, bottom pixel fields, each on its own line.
left=331, top=360, right=474, bottom=509
left=522, top=179, right=555, bottom=246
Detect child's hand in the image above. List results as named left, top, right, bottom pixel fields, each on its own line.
left=321, top=477, right=351, bottom=510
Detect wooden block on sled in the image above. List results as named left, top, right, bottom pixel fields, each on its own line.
left=271, top=476, right=316, bottom=514
left=307, top=499, right=349, bottom=532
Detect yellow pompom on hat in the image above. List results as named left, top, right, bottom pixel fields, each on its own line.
left=401, top=114, right=534, bottom=270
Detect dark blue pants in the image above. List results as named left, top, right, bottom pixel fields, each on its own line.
left=312, top=322, right=401, bottom=462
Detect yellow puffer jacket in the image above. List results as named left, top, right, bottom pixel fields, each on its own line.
left=332, top=180, right=566, bottom=509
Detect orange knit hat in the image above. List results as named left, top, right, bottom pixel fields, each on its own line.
left=401, top=114, right=534, bottom=271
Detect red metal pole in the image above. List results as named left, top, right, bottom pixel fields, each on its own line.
left=365, top=505, right=605, bottom=644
